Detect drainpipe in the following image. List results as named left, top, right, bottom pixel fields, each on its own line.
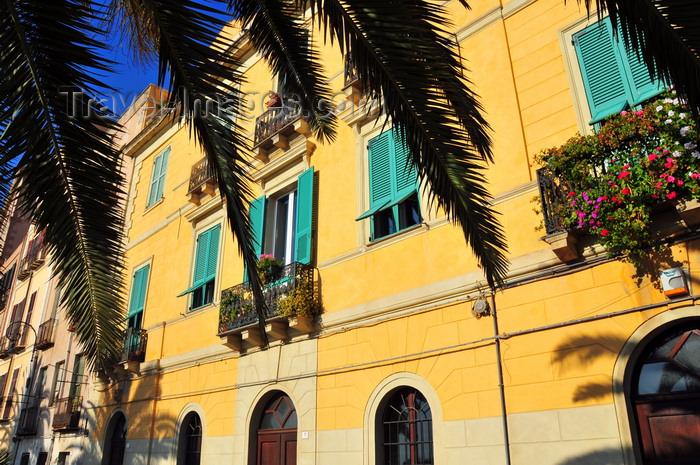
left=491, top=291, right=512, bottom=465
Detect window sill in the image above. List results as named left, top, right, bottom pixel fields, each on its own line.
left=144, top=197, right=164, bottom=215
left=367, top=222, right=425, bottom=248
left=186, top=301, right=217, bottom=316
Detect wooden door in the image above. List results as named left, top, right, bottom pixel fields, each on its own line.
left=257, top=430, right=296, bottom=465
left=636, top=395, right=700, bottom=465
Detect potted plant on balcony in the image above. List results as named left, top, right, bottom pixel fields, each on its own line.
left=265, top=91, right=282, bottom=108
left=256, top=254, right=283, bottom=285
left=277, top=284, right=321, bottom=332
left=536, top=91, right=700, bottom=261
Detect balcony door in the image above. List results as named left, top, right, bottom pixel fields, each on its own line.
left=255, top=393, right=297, bottom=465
left=633, top=326, right=700, bottom=464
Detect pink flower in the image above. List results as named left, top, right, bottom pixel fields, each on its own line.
left=636, top=110, right=644, bottom=116
left=620, top=111, right=628, bottom=116
left=667, top=176, right=676, bottom=183
left=666, top=191, right=677, bottom=199
left=652, top=194, right=659, bottom=199
left=648, top=154, right=659, bottom=161
left=677, top=180, right=685, bottom=186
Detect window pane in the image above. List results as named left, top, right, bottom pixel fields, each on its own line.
left=381, top=388, right=433, bottom=465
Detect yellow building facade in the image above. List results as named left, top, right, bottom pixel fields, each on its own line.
left=84, top=2, right=700, bottom=465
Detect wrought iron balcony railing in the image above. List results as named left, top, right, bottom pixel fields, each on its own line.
left=36, top=320, right=55, bottom=350
left=52, top=396, right=81, bottom=430
left=253, top=101, right=303, bottom=147
left=16, top=405, right=39, bottom=435
left=120, top=328, right=148, bottom=363
left=218, top=262, right=316, bottom=335
left=343, top=53, right=360, bottom=88
left=187, top=157, right=216, bottom=195
left=537, top=167, right=572, bottom=235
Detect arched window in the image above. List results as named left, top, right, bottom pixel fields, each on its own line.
left=632, top=325, right=700, bottom=463
left=102, top=412, right=126, bottom=465
left=179, top=412, right=202, bottom=465
left=379, top=387, right=433, bottom=465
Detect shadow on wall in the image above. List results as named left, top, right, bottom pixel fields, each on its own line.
left=551, top=333, right=627, bottom=403
left=556, top=447, right=630, bottom=465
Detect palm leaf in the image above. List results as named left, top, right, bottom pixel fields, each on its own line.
left=229, top=0, right=337, bottom=142
left=580, top=0, right=700, bottom=114
left=0, top=0, right=126, bottom=369
left=121, top=0, right=274, bottom=344
left=303, top=0, right=509, bottom=286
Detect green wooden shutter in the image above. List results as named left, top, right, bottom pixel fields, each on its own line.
left=617, top=29, right=664, bottom=105
left=574, top=19, right=631, bottom=124
left=157, top=147, right=170, bottom=199
left=128, top=265, right=150, bottom=317
left=205, top=225, right=221, bottom=281
left=192, top=229, right=211, bottom=286
left=369, top=132, right=394, bottom=209
left=391, top=129, right=418, bottom=198
left=295, top=167, right=314, bottom=265
left=245, top=196, right=267, bottom=280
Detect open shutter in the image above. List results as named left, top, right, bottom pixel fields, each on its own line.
left=128, top=265, right=150, bottom=317
left=617, top=30, right=664, bottom=105
left=295, top=168, right=314, bottom=265
left=157, top=147, right=170, bottom=199
left=148, top=153, right=164, bottom=207
left=245, top=196, right=267, bottom=280
left=205, top=225, right=221, bottom=283
left=20, top=292, right=36, bottom=346
left=391, top=129, right=418, bottom=199
left=574, top=19, right=631, bottom=124
left=368, top=132, right=394, bottom=209
left=193, top=229, right=211, bottom=287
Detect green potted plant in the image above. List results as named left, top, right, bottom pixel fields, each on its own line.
left=256, top=254, right=283, bottom=284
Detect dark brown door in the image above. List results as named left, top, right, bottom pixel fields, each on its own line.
left=257, top=430, right=296, bottom=465
left=636, top=395, right=700, bottom=465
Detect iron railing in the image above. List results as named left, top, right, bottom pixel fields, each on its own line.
left=36, top=320, right=55, bottom=350
left=253, top=101, right=303, bottom=147
left=52, top=396, right=81, bottom=430
left=344, top=53, right=359, bottom=87
left=16, top=405, right=39, bottom=435
left=120, top=328, right=148, bottom=363
left=187, top=157, right=216, bottom=194
left=218, top=262, right=316, bottom=334
left=536, top=167, right=573, bottom=235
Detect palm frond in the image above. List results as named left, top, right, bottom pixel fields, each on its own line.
left=229, top=0, right=336, bottom=142
left=303, top=0, right=509, bottom=286
left=0, top=0, right=126, bottom=368
left=126, top=0, right=272, bottom=343
left=581, top=0, right=700, bottom=115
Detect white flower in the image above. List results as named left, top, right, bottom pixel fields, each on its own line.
left=656, top=105, right=664, bottom=112
left=680, top=113, right=687, bottom=119
left=681, top=126, right=691, bottom=136
left=673, top=150, right=683, bottom=157
left=685, top=142, right=697, bottom=150
left=665, top=98, right=674, bottom=103
left=673, top=98, right=680, bottom=105
left=668, top=110, right=675, bottom=116
left=665, top=119, right=673, bottom=124
left=693, top=151, right=700, bottom=159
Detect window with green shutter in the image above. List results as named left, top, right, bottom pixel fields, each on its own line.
left=357, top=129, right=421, bottom=241
left=128, top=264, right=149, bottom=329
left=246, top=167, right=315, bottom=280
left=177, top=224, right=221, bottom=309
left=147, top=147, right=171, bottom=208
left=573, top=18, right=665, bottom=124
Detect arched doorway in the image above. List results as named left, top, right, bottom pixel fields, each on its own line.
left=255, top=392, right=297, bottom=465
left=178, top=411, right=202, bottom=465
left=633, top=325, right=700, bottom=464
left=102, top=412, right=127, bottom=465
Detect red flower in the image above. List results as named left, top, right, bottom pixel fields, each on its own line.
left=618, top=171, right=631, bottom=179
left=621, top=188, right=631, bottom=195
left=652, top=194, right=659, bottom=199
left=568, top=191, right=576, bottom=197
left=612, top=196, right=619, bottom=202
left=666, top=191, right=677, bottom=200
left=648, top=154, right=658, bottom=161
left=601, top=229, right=609, bottom=236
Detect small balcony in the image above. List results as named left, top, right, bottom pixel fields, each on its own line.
left=17, top=233, right=46, bottom=281
left=16, top=405, right=39, bottom=435
left=253, top=99, right=310, bottom=159
left=52, top=396, right=81, bottom=430
left=120, top=328, right=148, bottom=364
left=218, top=262, right=319, bottom=351
left=187, top=157, right=217, bottom=206
left=35, top=320, right=55, bottom=350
